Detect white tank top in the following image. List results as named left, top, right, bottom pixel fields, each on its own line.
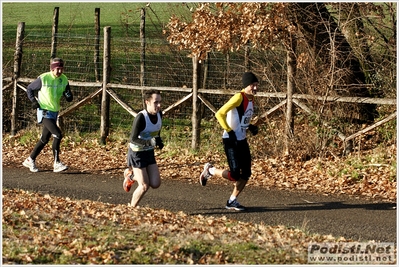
left=138, top=110, right=162, bottom=141
left=129, top=110, right=162, bottom=151
left=223, top=99, right=253, bottom=141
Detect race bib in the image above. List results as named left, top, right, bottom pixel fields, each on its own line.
left=37, top=108, right=44, bottom=124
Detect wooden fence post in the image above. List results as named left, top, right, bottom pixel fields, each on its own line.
left=192, top=56, right=201, bottom=150
left=94, top=8, right=101, bottom=116
left=11, top=22, right=25, bottom=136
left=94, top=8, right=101, bottom=82
left=51, top=7, right=59, bottom=59
left=284, top=36, right=297, bottom=155
left=100, top=26, right=111, bottom=145
left=140, top=7, right=146, bottom=109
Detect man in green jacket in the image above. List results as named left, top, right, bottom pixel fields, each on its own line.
left=23, top=58, right=73, bottom=173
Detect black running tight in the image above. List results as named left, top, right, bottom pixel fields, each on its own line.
left=30, top=118, right=63, bottom=162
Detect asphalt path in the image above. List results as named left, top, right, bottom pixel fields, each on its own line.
left=2, top=167, right=396, bottom=242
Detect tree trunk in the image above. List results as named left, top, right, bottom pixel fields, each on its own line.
left=293, top=3, right=377, bottom=121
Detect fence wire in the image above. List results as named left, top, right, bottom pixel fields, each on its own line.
left=3, top=26, right=286, bottom=135
left=3, top=3, right=395, bottom=158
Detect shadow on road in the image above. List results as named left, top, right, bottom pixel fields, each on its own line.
left=193, top=201, right=396, bottom=216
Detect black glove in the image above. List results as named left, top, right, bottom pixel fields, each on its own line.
left=64, top=89, right=73, bottom=102
left=32, top=100, right=40, bottom=109
left=227, top=130, right=237, bottom=146
left=155, top=136, right=164, bottom=150
left=248, top=124, right=259, bottom=136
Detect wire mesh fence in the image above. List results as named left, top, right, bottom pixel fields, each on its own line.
left=3, top=25, right=287, bottom=135
left=2, top=3, right=395, bottom=157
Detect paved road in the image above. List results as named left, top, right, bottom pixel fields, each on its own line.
left=2, top=167, right=396, bottom=242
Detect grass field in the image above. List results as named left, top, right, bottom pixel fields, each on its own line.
left=2, top=2, right=193, bottom=38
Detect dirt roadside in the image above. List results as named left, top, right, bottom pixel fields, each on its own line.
left=2, top=166, right=396, bottom=242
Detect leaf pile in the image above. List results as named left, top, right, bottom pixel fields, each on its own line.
left=2, top=131, right=396, bottom=264
left=3, top=188, right=352, bottom=264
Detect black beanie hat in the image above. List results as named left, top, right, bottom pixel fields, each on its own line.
left=242, top=72, right=259, bottom=87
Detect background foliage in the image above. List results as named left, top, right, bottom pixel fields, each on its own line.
left=2, top=3, right=396, bottom=263
left=2, top=2, right=396, bottom=159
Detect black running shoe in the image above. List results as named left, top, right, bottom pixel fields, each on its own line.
left=225, top=199, right=245, bottom=211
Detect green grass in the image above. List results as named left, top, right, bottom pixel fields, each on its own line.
left=2, top=2, right=194, bottom=38
left=3, top=2, right=196, bottom=90
left=2, top=2, right=196, bottom=81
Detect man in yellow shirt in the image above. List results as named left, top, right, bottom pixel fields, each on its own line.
left=200, top=72, right=259, bottom=211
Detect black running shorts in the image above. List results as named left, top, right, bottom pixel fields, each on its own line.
left=127, top=147, right=156, bottom=169
left=222, top=138, right=251, bottom=181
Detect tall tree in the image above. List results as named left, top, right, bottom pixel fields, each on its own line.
left=164, top=2, right=394, bottom=150
left=292, top=3, right=386, bottom=121
left=165, top=3, right=298, bottom=152
left=294, top=3, right=366, bottom=86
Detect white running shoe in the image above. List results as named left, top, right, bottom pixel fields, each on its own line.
left=22, top=157, right=39, bottom=172
left=54, top=161, right=68, bottom=172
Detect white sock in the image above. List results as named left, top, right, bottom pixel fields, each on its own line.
left=229, top=196, right=236, bottom=203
